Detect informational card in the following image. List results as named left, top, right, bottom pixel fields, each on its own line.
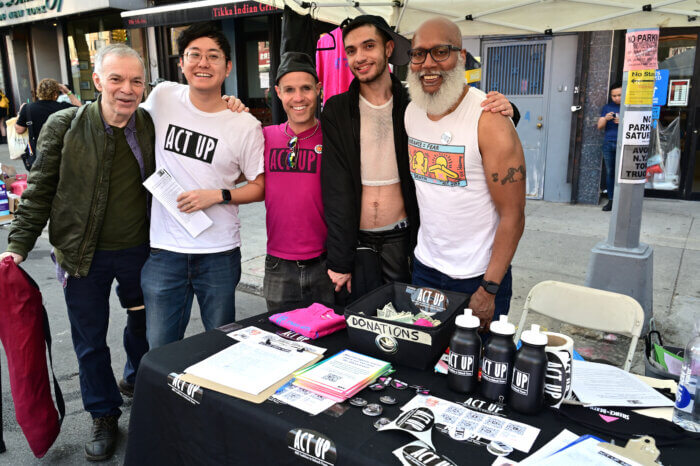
left=571, top=361, right=674, bottom=408
left=228, top=326, right=326, bottom=354
left=143, top=168, right=212, bottom=238
left=625, top=70, right=655, bottom=106
left=519, top=429, right=579, bottom=465
left=535, top=436, right=642, bottom=466
left=401, top=395, right=540, bottom=453
left=271, top=382, right=336, bottom=415
left=185, top=338, right=318, bottom=395
left=623, top=29, right=659, bottom=71
left=668, top=79, right=690, bottom=106
left=294, top=350, right=392, bottom=401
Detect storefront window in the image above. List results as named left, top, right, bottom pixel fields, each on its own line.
left=66, top=17, right=149, bottom=103
left=647, top=34, right=697, bottom=192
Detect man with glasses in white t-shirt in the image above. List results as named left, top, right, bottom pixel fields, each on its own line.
left=140, top=23, right=265, bottom=349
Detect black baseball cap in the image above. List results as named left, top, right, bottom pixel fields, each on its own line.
left=342, top=15, right=411, bottom=66
left=276, top=52, right=318, bottom=85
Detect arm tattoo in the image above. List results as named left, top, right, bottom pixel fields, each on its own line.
left=492, top=165, right=526, bottom=185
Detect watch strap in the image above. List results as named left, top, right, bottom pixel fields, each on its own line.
left=480, top=279, right=500, bottom=295
left=220, top=189, right=232, bottom=204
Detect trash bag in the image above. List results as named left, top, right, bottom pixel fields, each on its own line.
left=646, top=116, right=680, bottom=190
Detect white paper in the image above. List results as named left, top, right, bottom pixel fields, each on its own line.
left=572, top=360, right=674, bottom=407
left=400, top=395, right=540, bottom=453
left=519, top=429, right=579, bottom=464
left=536, top=437, right=642, bottom=466
left=185, top=338, right=317, bottom=395
left=271, top=382, right=336, bottom=415
left=227, top=326, right=326, bottom=354
left=143, top=168, right=213, bottom=238
left=295, top=350, right=390, bottom=392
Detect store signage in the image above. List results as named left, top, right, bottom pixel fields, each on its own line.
left=0, top=0, right=145, bottom=27
left=124, top=1, right=277, bottom=29
left=652, top=69, right=669, bottom=106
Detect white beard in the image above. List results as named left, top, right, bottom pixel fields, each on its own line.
left=407, top=56, right=467, bottom=116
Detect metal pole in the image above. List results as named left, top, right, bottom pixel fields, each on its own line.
left=585, top=28, right=657, bottom=332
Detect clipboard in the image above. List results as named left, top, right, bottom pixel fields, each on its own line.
left=181, top=337, right=324, bottom=404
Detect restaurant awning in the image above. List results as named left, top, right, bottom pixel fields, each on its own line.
left=254, top=0, right=700, bottom=36
left=121, top=0, right=278, bottom=28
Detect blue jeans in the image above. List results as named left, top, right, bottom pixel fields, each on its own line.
left=141, top=248, right=241, bottom=349
left=64, top=244, right=149, bottom=418
left=602, top=140, right=617, bottom=200
left=412, top=259, right=513, bottom=323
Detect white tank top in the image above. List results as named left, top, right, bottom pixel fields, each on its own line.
left=359, top=95, right=400, bottom=186
left=404, top=87, right=499, bottom=279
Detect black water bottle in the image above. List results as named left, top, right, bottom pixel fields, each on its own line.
left=510, top=324, right=548, bottom=414
left=448, top=309, right=482, bottom=393
left=481, top=315, right=516, bottom=402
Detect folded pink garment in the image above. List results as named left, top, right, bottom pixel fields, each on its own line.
left=269, top=303, right=346, bottom=339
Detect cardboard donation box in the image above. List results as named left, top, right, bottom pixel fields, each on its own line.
left=345, top=282, right=470, bottom=370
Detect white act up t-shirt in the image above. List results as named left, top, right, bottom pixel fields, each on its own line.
left=142, top=82, right=264, bottom=253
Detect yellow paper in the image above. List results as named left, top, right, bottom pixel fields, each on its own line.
left=465, top=68, right=481, bottom=83
left=625, top=69, right=655, bottom=105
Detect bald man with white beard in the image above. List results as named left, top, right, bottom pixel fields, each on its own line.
left=405, top=18, right=526, bottom=332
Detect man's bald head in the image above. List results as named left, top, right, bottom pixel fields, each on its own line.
left=413, top=17, right=461, bottom=47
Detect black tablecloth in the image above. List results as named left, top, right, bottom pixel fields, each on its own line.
left=125, top=313, right=698, bottom=465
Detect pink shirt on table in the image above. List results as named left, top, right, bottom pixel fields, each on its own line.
left=263, top=123, right=326, bottom=260
left=316, top=28, right=355, bottom=105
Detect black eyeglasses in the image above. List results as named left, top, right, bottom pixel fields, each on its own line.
left=408, top=45, right=461, bottom=64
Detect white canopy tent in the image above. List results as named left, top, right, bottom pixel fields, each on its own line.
left=258, top=0, right=700, bottom=36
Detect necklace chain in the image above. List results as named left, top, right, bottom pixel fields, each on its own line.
left=283, top=120, right=320, bottom=141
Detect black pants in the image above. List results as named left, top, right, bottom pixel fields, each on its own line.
left=346, top=227, right=411, bottom=303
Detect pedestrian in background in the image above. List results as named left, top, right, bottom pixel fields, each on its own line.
left=597, top=82, right=622, bottom=212
left=15, top=78, right=81, bottom=170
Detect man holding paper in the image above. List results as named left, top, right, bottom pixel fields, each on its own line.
left=140, top=23, right=264, bottom=349
left=1, top=44, right=154, bottom=461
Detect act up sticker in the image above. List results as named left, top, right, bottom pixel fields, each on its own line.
left=286, top=428, right=337, bottom=466
left=393, top=441, right=457, bottom=466
left=379, top=407, right=436, bottom=449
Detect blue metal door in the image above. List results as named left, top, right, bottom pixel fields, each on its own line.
left=483, top=40, right=551, bottom=199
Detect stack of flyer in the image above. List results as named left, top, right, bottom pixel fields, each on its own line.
left=293, top=350, right=392, bottom=402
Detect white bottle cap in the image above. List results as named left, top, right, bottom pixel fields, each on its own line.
left=456, top=308, right=480, bottom=329
left=489, top=315, right=515, bottom=336
left=521, top=324, right=548, bottom=346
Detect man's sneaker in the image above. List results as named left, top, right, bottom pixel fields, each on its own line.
left=85, top=415, right=119, bottom=461
left=118, top=379, right=135, bottom=398
left=602, top=200, right=613, bottom=211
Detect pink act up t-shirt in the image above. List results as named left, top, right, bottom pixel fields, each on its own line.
left=263, top=123, right=326, bottom=260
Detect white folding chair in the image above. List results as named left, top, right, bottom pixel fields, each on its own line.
left=513, top=280, right=645, bottom=371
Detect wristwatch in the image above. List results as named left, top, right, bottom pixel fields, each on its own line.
left=220, top=189, right=231, bottom=204
left=480, top=279, right=500, bottom=295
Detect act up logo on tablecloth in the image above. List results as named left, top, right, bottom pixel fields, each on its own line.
left=286, top=428, right=337, bottom=466
left=167, top=372, right=202, bottom=405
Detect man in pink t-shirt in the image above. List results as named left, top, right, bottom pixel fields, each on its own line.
left=263, top=52, right=333, bottom=312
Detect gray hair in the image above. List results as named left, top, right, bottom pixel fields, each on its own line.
left=94, top=44, right=146, bottom=77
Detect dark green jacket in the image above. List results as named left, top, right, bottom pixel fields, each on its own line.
left=7, top=99, right=155, bottom=277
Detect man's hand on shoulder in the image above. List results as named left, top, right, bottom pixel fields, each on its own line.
left=222, top=95, right=249, bottom=113
left=328, top=270, right=351, bottom=293
left=0, top=251, right=25, bottom=265
left=481, top=91, right=514, bottom=118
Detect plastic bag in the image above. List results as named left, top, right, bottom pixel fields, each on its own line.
left=646, top=116, right=680, bottom=190
left=5, top=116, right=28, bottom=160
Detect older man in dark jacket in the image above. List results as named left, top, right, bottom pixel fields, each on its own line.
left=1, top=44, right=154, bottom=461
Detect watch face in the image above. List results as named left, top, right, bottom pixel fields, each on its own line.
left=221, top=189, right=232, bottom=203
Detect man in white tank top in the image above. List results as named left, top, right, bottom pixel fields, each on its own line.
left=405, top=18, right=526, bottom=331
left=321, top=15, right=516, bottom=302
